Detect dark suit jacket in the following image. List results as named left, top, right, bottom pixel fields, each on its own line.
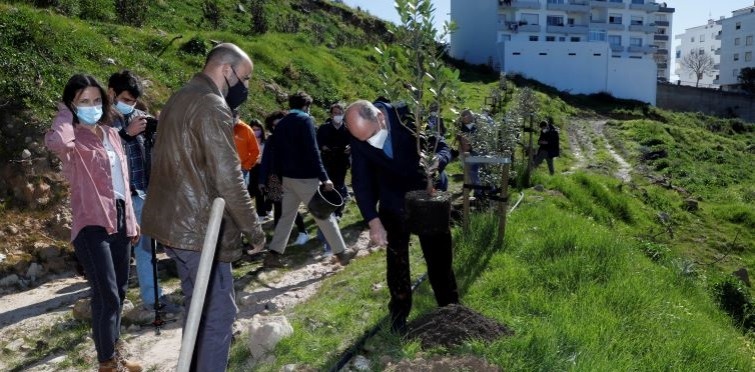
left=350, top=101, right=450, bottom=222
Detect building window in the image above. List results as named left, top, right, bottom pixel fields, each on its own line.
left=631, top=16, right=643, bottom=26
left=690, top=37, right=695, bottom=42
left=700, top=34, right=705, bottom=42
left=521, top=13, right=539, bottom=25
left=629, top=56, right=642, bottom=59
left=547, top=0, right=565, bottom=3
left=529, top=36, right=539, bottom=41
left=608, top=35, right=622, bottom=46
left=747, top=35, right=753, bottom=46
left=631, top=0, right=644, bottom=4
left=734, top=53, right=739, bottom=61
left=675, top=49, right=681, bottom=58
left=736, top=22, right=741, bottom=30
left=698, top=48, right=704, bottom=55
left=547, top=16, right=564, bottom=26
left=746, top=52, right=753, bottom=62
left=589, top=30, right=607, bottom=42
left=609, top=14, right=622, bottom=25
left=735, top=37, right=740, bottom=46
left=609, top=0, right=622, bottom=3
left=656, top=14, right=667, bottom=22
left=630, top=37, right=642, bottom=47
left=559, top=36, right=566, bottom=42
left=546, top=36, right=556, bottom=42
left=571, top=37, right=581, bottom=42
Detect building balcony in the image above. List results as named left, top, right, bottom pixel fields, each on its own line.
left=658, top=4, right=675, bottom=13
left=500, top=0, right=542, bottom=10
left=714, top=63, right=720, bottom=69
left=590, top=0, right=626, bottom=9
left=546, top=24, right=589, bottom=34
left=657, top=62, right=667, bottom=69
left=715, top=32, right=721, bottom=40
left=629, top=24, right=657, bottom=33
left=505, top=21, right=542, bottom=32
left=610, top=44, right=624, bottom=52
left=654, top=48, right=668, bottom=55
left=592, top=21, right=626, bottom=31
left=546, top=1, right=590, bottom=13
left=628, top=45, right=655, bottom=53
left=714, top=48, right=721, bottom=55
left=654, top=34, right=669, bottom=41
left=655, top=20, right=669, bottom=27
left=629, top=2, right=660, bottom=12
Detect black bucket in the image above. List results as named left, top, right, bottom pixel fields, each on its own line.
left=307, top=186, right=344, bottom=220
left=404, top=190, right=451, bottom=235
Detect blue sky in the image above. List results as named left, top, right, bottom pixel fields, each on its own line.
left=343, top=0, right=755, bottom=80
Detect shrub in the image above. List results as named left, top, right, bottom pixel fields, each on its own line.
left=179, top=36, right=208, bottom=56
left=249, top=0, right=269, bottom=35
left=712, top=277, right=755, bottom=331
left=114, top=0, right=148, bottom=27
left=79, top=0, right=113, bottom=22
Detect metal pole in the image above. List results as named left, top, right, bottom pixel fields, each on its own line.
left=176, top=198, right=226, bottom=372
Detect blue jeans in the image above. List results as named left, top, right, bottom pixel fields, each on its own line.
left=132, top=193, right=162, bottom=306
left=72, top=200, right=131, bottom=362
left=165, top=247, right=237, bottom=372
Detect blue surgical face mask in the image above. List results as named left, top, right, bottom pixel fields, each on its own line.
left=75, top=105, right=103, bottom=126
left=114, top=100, right=135, bottom=115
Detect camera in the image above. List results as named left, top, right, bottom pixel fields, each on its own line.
left=145, top=116, right=158, bottom=138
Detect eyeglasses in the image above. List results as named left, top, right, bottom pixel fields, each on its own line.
left=231, top=66, right=250, bottom=82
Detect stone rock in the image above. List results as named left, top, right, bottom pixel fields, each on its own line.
left=21, top=149, right=31, bottom=159
left=45, top=256, right=68, bottom=274
left=533, top=184, right=545, bottom=192
left=682, top=198, right=699, bottom=212
left=4, top=338, right=25, bottom=352
left=236, top=3, right=246, bottom=12
left=282, top=364, right=298, bottom=372
left=26, top=262, right=44, bottom=281
left=0, top=252, right=5, bottom=264
left=37, top=244, right=60, bottom=261
left=6, top=224, right=19, bottom=235
left=14, top=260, right=29, bottom=277
left=73, top=298, right=92, bottom=320
left=352, top=355, right=370, bottom=371
left=0, top=274, right=19, bottom=287
left=247, top=315, right=294, bottom=359
left=733, top=268, right=751, bottom=287
left=49, top=355, right=67, bottom=364
left=105, top=58, right=116, bottom=65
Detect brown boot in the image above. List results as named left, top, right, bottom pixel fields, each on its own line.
left=115, top=340, right=143, bottom=372
left=98, top=358, right=121, bottom=372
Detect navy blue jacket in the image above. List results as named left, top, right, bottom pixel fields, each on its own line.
left=272, top=110, right=329, bottom=181
left=350, top=102, right=450, bottom=222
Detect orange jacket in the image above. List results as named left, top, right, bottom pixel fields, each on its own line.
left=234, top=120, right=260, bottom=171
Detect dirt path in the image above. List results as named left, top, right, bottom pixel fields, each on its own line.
left=566, top=119, right=631, bottom=182
left=1, top=229, right=374, bottom=372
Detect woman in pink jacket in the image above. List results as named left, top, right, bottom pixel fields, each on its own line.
left=44, top=74, right=142, bottom=372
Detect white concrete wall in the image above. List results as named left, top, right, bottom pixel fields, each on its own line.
left=503, top=40, right=656, bottom=104
left=450, top=0, right=499, bottom=66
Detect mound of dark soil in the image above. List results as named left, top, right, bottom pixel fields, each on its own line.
left=406, top=304, right=513, bottom=349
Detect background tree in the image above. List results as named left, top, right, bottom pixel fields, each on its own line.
left=249, top=0, right=268, bottom=35
left=680, top=50, right=715, bottom=88
left=738, top=67, right=755, bottom=93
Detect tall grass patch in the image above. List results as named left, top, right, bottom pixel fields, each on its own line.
left=453, top=205, right=753, bottom=371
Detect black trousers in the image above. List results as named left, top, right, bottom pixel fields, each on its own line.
left=323, top=158, right=349, bottom=216
left=248, top=166, right=271, bottom=216
left=380, top=209, right=459, bottom=322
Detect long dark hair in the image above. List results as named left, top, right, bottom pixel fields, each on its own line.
left=249, top=119, right=266, bottom=143
left=62, top=74, right=111, bottom=125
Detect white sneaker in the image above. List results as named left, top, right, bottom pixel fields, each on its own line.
left=294, top=232, right=309, bottom=245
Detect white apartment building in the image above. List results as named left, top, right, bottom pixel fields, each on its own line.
left=715, top=4, right=755, bottom=91
left=449, top=0, right=675, bottom=104
left=674, top=19, right=721, bottom=88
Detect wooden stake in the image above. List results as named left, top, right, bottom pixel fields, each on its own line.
left=462, top=151, right=471, bottom=231
left=496, top=163, right=511, bottom=247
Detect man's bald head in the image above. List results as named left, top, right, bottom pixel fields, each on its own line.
left=202, top=43, right=254, bottom=95
left=345, top=100, right=385, bottom=141
left=204, top=43, right=251, bottom=70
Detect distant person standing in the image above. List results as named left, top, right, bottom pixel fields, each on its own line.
left=344, top=99, right=459, bottom=334
left=248, top=118, right=272, bottom=222
left=534, top=120, right=560, bottom=175
left=232, top=111, right=260, bottom=187
left=142, top=43, right=265, bottom=372
left=265, top=91, right=354, bottom=267
left=317, top=103, right=350, bottom=218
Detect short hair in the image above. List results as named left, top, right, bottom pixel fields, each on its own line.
left=288, top=91, right=313, bottom=110
left=108, top=70, right=143, bottom=99
left=62, top=74, right=112, bottom=126
left=346, top=100, right=380, bottom=123
left=539, top=120, right=548, bottom=127
left=264, top=110, right=287, bottom=132
left=329, top=103, right=344, bottom=115
left=205, top=43, right=248, bottom=69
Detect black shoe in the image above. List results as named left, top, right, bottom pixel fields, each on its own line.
left=390, top=317, right=407, bottom=335
left=334, top=249, right=356, bottom=266
left=263, top=251, right=286, bottom=268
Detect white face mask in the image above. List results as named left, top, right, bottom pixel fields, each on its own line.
left=333, top=115, right=344, bottom=124
left=465, top=123, right=475, bottom=130
left=429, top=111, right=438, bottom=117
left=366, top=128, right=389, bottom=149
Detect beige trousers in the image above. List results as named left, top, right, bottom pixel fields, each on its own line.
left=269, top=177, right=347, bottom=254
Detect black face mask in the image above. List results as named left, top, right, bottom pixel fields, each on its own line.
left=224, top=66, right=249, bottom=110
